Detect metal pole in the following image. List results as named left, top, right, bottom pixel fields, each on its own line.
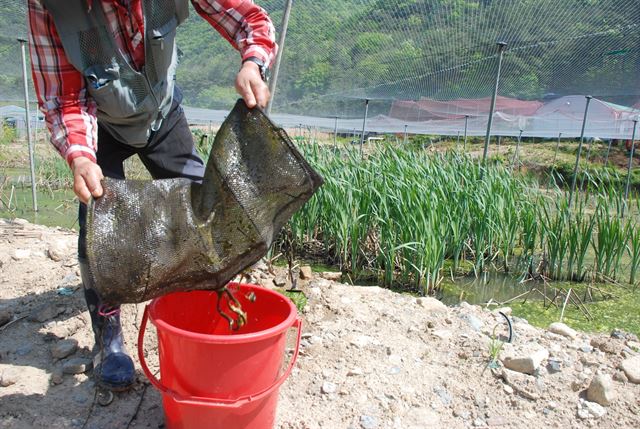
left=463, top=115, right=469, bottom=152
left=604, top=139, right=612, bottom=166
left=483, top=42, right=507, bottom=163
left=568, top=95, right=592, bottom=209
left=511, top=129, right=523, bottom=170
left=622, top=119, right=638, bottom=218
left=333, top=116, right=338, bottom=151
left=266, top=0, right=293, bottom=115
left=360, top=99, right=369, bottom=158
left=403, top=124, right=408, bottom=144
left=18, top=38, right=37, bottom=212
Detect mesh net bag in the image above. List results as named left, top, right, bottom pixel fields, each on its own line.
left=85, top=100, right=324, bottom=305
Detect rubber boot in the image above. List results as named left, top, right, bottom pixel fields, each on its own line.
left=80, top=262, right=135, bottom=390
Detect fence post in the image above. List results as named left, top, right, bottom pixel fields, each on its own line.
left=482, top=42, right=507, bottom=163
left=360, top=99, right=369, bottom=158
left=568, top=95, right=593, bottom=209
left=18, top=38, right=38, bottom=212
left=463, top=115, right=469, bottom=152
left=622, top=119, right=638, bottom=218
left=266, top=0, right=293, bottom=115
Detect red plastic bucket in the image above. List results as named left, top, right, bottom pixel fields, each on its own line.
left=138, top=283, right=301, bottom=429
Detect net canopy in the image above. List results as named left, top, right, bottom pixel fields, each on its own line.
left=2, top=0, right=639, bottom=138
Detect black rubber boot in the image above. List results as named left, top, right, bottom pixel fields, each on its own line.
left=80, top=262, right=135, bottom=391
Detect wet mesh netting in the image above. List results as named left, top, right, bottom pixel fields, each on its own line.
left=85, top=100, right=323, bottom=305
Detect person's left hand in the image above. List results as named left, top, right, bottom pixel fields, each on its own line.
left=235, top=61, right=270, bottom=109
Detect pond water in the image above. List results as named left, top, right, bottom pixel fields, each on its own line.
left=0, top=185, right=77, bottom=229
left=438, top=272, right=536, bottom=306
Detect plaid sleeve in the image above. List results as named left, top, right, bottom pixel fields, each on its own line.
left=191, top=0, right=277, bottom=67
left=27, top=0, right=98, bottom=166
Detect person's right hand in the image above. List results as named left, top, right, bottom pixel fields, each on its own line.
left=71, top=157, right=104, bottom=204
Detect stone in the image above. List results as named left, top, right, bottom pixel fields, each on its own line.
left=620, top=355, right=640, bottom=383
left=501, top=347, right=549, bottom=375
left=347, top=367, right=364, bottom=376
left=50, top=369, right=64, bottom=385
left=0, top=370, right=18, bottom=387
left=309, top=287, right=322, bottom=299
left=590, top=336, right=623, bottom=355
left=416, top=297, right=448, bottom=313
left=16, top=344, right=33, bottom=356
left=51, top=338, right=78, bottom=360
left=359, top=415, right=378, bottom=429
left=548, top=322, right=577, bottom=339
left=586, top=374, right=615, bottom=406
left=613, top=370, right=628, bottom=383
left=29, top=304, right=64, bottom=323
left=503, top=384, right=514, bottom=394
left=473, top=418, right=486, bottom=427
left=62, top=358, right=92, bottom=375
left=578, top=399, right=607, bottom=419
left=460, top=314, right=483, bottom=332
left=12, top=249, right=31, bottom=260
left=273, top=275, right=288, bottom=287
left=0, top=306, right=12, bottom=326
left=320, top=271, right=342, bottom=281
left=486, top=416, right=509, bottom=426
left=501, top=368, right=542, bottom=400
left=433, top=385, right=452, bottom=406
left=321, top=381, right=337, bottom=394
left=546, top=358, right=563, bottom=374
left=47, top=247, right=63, bottom=262
left=495, top=307, right=512, bottom=316
left=299, top=265, right=313, bottom=279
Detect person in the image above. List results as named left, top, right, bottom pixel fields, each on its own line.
left=27, top=0, right=276, bottom=391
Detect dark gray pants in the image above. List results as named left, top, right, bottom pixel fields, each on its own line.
left=78, top=99, right=205, bottom=282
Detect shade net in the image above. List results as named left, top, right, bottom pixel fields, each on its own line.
left=3, top=0, right=639, bottom=138
left=84, top=100, right=323, bottom=305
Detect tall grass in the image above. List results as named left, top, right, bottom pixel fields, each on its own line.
left=283, top=143, right=639, bottom=294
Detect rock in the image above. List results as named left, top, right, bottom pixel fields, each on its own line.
left=495, top=307, right=512, bottom=316
left=321, top=381, right=337, bottom=394
left=50, top=369, right=64, bottom=385
left=433, top=385, right=452, bottom=406
left=299, top=265, right=313, bottom=279
left=308, top=287, right=322, bottom=299
left=611, top=329, right=638, bottom=341
left=359, top=415, right=378, bottom=429
left=431, top=329, right=452, bottom=340
left=320, top=271, right=342, bottom=281
left=273, top=275, right=288, bottom=287
left=548, top=322, right=576, bottom=339
left=47, top=247, right=63, bottom=262
left=349, top=335, right=379, bottom=348
left=0, top=306, right=12, bottom=326
left=62, top=358, right=92, bottom=375
left=416, top=297, right=448, bottom=313
left=501, top=347, right=549, bottom=375
left=503, top=384, right=514, bottom=394
left=579, top=344, right=593, bottom=353
left=586, top=374, right=615, bottom=406
left=0, top=370, right=18, bottom=387
left=29, top=304, right=64, bottom=323
left=51, top=338, right=78, bottom=360
left=16, top=344, right=33, bottom=356
left=620, top=355, right=640, bottom=383
left=12, top=249, right=31, bottom=260
left=347, top=367, right=364, bottom=376
left=591, top=336, right=623, bottom=355
left=546, top=358, right=563, bottom=374
left=613, top=370, right=628, bottom=383
left=501, top=368, right=543, bottom=400
left=460, top=314, right=483, bottom=332
left=577, top=399, right=607, bottom=419
left=473, top=418, right=486, bottom=427
left=486, top=416, right=509, bottom=426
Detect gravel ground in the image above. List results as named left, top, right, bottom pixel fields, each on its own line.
left=1, top=218, right=639, bottom=429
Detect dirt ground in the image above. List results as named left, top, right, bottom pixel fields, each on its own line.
left=1, top=218, right=639, bottom=429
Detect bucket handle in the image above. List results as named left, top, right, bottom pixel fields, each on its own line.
left=137, top=305, right=302, bottom=409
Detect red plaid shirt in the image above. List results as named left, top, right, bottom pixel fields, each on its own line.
left=27, top=0, right=276, bottom=165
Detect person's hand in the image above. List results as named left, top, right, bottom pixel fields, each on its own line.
left=235, top=61, right=270, bottom=109
left=71, top=157, right=104, bottom=204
